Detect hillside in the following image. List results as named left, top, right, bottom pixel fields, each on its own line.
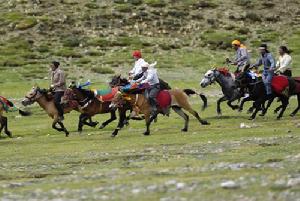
left=0, top=0, right=300, bottom=88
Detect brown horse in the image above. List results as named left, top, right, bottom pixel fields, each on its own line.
left=62, top=86, right=129, bottom=133
left=110, top=88, right=209, bottom=136
left=22, top=87, right=78, bottom=136
left=0, top=97, right=31, bottom=138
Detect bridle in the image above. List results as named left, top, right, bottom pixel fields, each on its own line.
left=25, top=89, right=39, bottom=102
left=204, top=70, right=218, bottom=85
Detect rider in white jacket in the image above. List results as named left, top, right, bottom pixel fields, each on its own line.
left=129, top=50, right=147, bottom=80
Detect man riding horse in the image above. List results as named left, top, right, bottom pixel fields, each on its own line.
left=134, top=62, right=160, bottom=119
left=227, top=40, right=250, bottom=74
left=50, top=61, right=66, bottom=122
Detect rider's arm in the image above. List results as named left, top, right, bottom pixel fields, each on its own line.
left=251, top=58, right=262, bottom=68
left=141, top=71, right=154, bottom=84
left=268, top=54, right=276, bottom=70
left=236, top=48, right=248, bottom=63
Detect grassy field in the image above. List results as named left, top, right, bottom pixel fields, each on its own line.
left=1, top=0, right=300, bottom=200
left=0, top=77, right=300, bottom=201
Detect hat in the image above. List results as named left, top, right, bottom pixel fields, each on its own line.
left=132, top=50, right=142, bottom=58
left=141, top=62, right=149, bottom=68
left=231, top=40, right=241, bottom=46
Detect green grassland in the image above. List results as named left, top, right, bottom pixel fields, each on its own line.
left=0, top=0, right=300, bottom=200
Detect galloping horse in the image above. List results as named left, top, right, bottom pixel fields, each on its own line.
left=0, top=96, right=31, bottom=137
left=110, top=75, right=208, bottom=111
left=22, top=87, right=79, bottom=136
left=235, top=71, right=297, bottom=120
left=62, top=85, right=130, bottom=133
left=110, top=88, right=209, bottom=136
left=200, top=68, right=242, bottom=115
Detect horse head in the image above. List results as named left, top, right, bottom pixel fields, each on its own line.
left=200, top=69, right=219, bottom=88
left=22, top=86, right=44, bottom=106
left=109, top=75, right=129, bottom=87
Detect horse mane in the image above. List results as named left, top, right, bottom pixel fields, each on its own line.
left=217, top=67, right=230, bottom=76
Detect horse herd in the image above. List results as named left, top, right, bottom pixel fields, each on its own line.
left=0, top=68, right=299, bottom=138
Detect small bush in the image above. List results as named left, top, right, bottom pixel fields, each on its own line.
left=245, top=12, right=261, bottom=22
left=62, top=36, right=81, bottom=47
left=144, top=0, right=166, bottom=7
left=15, top=18, right=37, bottom=30
left=85, top=3, right=100, bottom=9
left=54, top=48, right=82, bottom=58
left=91, top=67, right=115, bottom=74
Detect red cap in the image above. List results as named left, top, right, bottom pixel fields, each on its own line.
left=132, top=50, right=142, bottom=58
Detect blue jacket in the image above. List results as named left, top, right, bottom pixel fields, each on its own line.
left=252, top=52, right=275, bottom=73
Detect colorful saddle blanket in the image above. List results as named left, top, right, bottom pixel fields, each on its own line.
left=121, top=83, right=150, bottom=93
left=93, top=87, right=119, bottom=102
left=0, top=96, right=15, bottom=112
left=157, top=90, right=172, bottom=109
left=271, top=75, right=289, bottom=95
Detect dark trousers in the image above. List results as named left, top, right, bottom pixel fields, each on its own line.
left=146, top=84, right=160, bottom=115
left=54, top=91, right=64, bottom=117
left=281, top=70, right=292, bottom=77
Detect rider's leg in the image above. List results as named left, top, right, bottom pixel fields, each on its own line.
left=54, top=91, right=64, bottom=121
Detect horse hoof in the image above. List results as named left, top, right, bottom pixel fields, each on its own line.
left=290, top=113, right=295, bottom=117
left=143, top=131, right=150, bottom=136
left=248, top=117, right=254, bottom=120
left=6, top=131, right=12, bottom=138
left=238, top=109, right=243, bottom=113
left=259, top=113, right=265, bottom=116
left=276, top=117, right=282, bottom=120
left=201, top=120, right=210, bottom=125
left=92, top=122, right=98, bottom=128
left=65, top=132, right=69, bottom=137
left=99, top=125, right=105, bottom=129
left=232, top=106, right=239, bottom=110
left=181, top=128, right=188, bottom=132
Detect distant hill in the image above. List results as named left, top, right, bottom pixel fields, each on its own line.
left=1, top=0, right=300, bottom=80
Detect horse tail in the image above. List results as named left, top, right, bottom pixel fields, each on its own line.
left=19, top=109, right=31, bottom=116
left=183, top=89, right=207, bottom=111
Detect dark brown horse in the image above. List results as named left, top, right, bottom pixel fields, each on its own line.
left=62, top=86, right=130, bottom=133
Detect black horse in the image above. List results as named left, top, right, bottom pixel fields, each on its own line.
left=235, top=71, right=290, bottom=120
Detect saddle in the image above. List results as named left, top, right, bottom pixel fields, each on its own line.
left=156, top=90, right=172, bottom=109
left=95, top=87, right=119, bottom=102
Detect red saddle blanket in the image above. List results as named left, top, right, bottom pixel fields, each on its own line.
left=96, top=87, right=119, bottom=102
left=157, top=90, right=172, bottom=109
left=271, top=75, right=289, bottom=95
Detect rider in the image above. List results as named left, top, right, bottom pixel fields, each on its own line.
left=50, top=61, right=66, bottom=121
left=251, top=44, right=276, bottom=99
left=129, top=50, right=147, bottom=81
left=135, top=62, right=160, bottom=119
left=276, top=46, right=292, bottom=77
left=227, top=40, right=250, bottom=74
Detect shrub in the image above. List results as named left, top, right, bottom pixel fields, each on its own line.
left=144, top=0, right=166, bottom=7
left=91, top=67, right=115, bottom=74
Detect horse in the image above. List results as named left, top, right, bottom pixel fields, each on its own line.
left=235, top=71, right=292, bottom=120
left=21, top=87, right=79, bottom=136
left=62, top=86, right=130, bottom=133
left=259, top=75, right=300, bottom=118
left=110, top=88, right=209, bottom=136
left=109, top=75, right=208, bottom=111
left=0, top=96, right=31, bottom=137
left=200, top=68, right=242, bottom=115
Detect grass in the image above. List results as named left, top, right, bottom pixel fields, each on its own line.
left=0, top=0, right=300, bottom=200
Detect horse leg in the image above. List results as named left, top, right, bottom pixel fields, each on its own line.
left=274, top=105, right=283, bottom=114
left=238, top=96, right=250, bottom=112
left=217, top=96, right=227, bottom=115
left=227, top=100, right=239, bottom=110
left=52, top=121, right=65, bottom=132
left=277, top=97, right=289, bottom=120
left=260, top=97, right=274, bottom=115
left=87, top=117, right=99, bottom=127
left=100, top=110, right=117, bottom=129
left=181, top=106, right=209, bottom=125
left=111, top=109, right=126, bottom=137
left=78, top=113, right=85, bottom=132
left=144, top=113, right=152, bottom=136
left=2, top=116, right=11, bottom=138
left=0, top=116, right=4, bottom=134
left=290, top=94, right=300, bottom=117
left=172, top=106, right=189, bottom=132
left=249, top=99, right=263, bottom=120
left=57, top=121, right=69, bottom=137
